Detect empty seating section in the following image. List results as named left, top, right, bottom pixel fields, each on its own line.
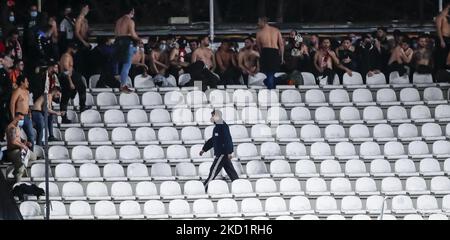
left=6, top=75, right=450, bottom=220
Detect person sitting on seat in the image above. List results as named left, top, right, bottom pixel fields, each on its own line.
left=413, top=34, right=434, bottom=75
left=388, top=35, right=413, bottom=78
left=356, top=34, right=383, bottom=83
left=336, top=37, right=358, bottom=79
left=6, top=112, right=37, bottom=183
left=314, top=37, right=352, bottom=85
left=188, top=35, right=219, bottom=91
left=185, top=39, right=198, bottom=64
left=10, top=75, right=35, bottom=150
left=238, top=37, right=260, bottom=85
left=149, top=39, right=174, bottom=87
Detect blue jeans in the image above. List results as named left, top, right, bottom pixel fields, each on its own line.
left=32, top=111, right=54, bottom=146
left=263, top=72, right=277, bottom=89
left=118, top=44, right=137, bottom=87
left=22, top=115, right=35, bottom=150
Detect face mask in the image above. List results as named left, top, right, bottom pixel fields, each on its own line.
left=18, top=120, right=25, bottom=127
left=53, top=97, right=61, bottom=104
left=31, top=11, right=38, bottom=18
left=211, top=114, right=221, bottom=124
left=0, top=64, right=4, bottom=69
left=9, top=16, right=15, bottom=22
left=159, top=44, right=167, bottom=51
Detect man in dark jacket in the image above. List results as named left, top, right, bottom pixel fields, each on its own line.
left=200, top=110, right=239, bottom=191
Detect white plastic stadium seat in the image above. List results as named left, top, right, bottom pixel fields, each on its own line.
left=352, top=89, right=375, bottom=106
left=290, top=107, right=313, bottom=124
left=343, top=72, right=363, bottom=86
left=134, top=74, right=155, bottom=89
left=281, top=90, right=303, bottom=107
left=142, top=92, right=164, bottom=109
left=128, top=109, right=151, bottom=127
left=119, top=93, right=141, bottom=109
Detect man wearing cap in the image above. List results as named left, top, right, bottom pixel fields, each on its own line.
left=199, top=110, right=239, bottom=191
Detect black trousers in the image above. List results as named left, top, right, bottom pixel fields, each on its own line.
left=74, top=43, right=91, bottom=79
left=60, top=72, right=87, bottom=113
left=218, top=66, right=242, bottom=86
left=187, top=61, right=219, bottom=91
left=0, top=103, right=10, bottom=139
left=435, top=36, right=450, bottom=71
left=97, top=72, right=120, bottom=88
left=389, top=62, right=408, bottom=77
left=203, top=154, right=239, bottom=189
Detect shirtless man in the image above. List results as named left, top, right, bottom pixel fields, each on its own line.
left=313, top=38, right=352, bottom=85
left=131, top=41, right=149, bottom=79
left=414, top=35, right=433, bottom=74
left=150, top=42, right=169, bottom=76
left=388, top=37, right=413, bottom=77
left=59, top=43, right=89, bottom=123
left=114, top=7, right=142, bottom=93
left=191, top=36, right=216, bottom=71
left=436, top=3, right=450, bottom=69
left=215, top=41, right=240, bottom=85
left=31, top=87, right=63, bottom=146
left=10, top=75, right=35, bottom=150
left=238, top=37, right=260, bottom=85
left=75, top=3, right=90, bottom=49
left=6, top=112, right=37, bottom=183
left=74, top=3, right=91, bottom=77
left=185, top=40, right=198, bottom=64
left=168, top=39, right=189, bottom=79
left=190, top=36, right=219, bottom=91
left=256, top=17, right=284, bottom=89
left=336, top=37, right=357, bottom=79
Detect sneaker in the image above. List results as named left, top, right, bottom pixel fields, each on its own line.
left=120, top=86, right=134, bottom=94
left=61, top=118, right=72, bottom=124
left=79, top=105, right=92, bottom=113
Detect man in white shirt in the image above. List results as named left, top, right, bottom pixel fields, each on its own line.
left=59, top=6, right=75, bottom=52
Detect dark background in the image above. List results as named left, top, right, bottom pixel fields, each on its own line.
left=0, top=0, right=447, bottom=25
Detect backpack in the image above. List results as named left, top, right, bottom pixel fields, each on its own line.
left=288, top=70, right=304, bottom=86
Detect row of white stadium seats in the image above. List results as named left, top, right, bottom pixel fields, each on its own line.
left=56, top=105, right=450, bottom=127
left=26, top=157, right=450, bottom=180
left=54, top=124, right=450, bottom=145
left=25, top=177, right=450, bottom=199
left=20, top=194, right=450, bottom=220
left=31, top=141, right=450, bottom=163
left=70, top=88, right=449, bottom=109
left=98, top=72, right=438, bottom=91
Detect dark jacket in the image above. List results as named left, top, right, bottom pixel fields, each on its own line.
left=202, top=122, right=233, bottom=157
